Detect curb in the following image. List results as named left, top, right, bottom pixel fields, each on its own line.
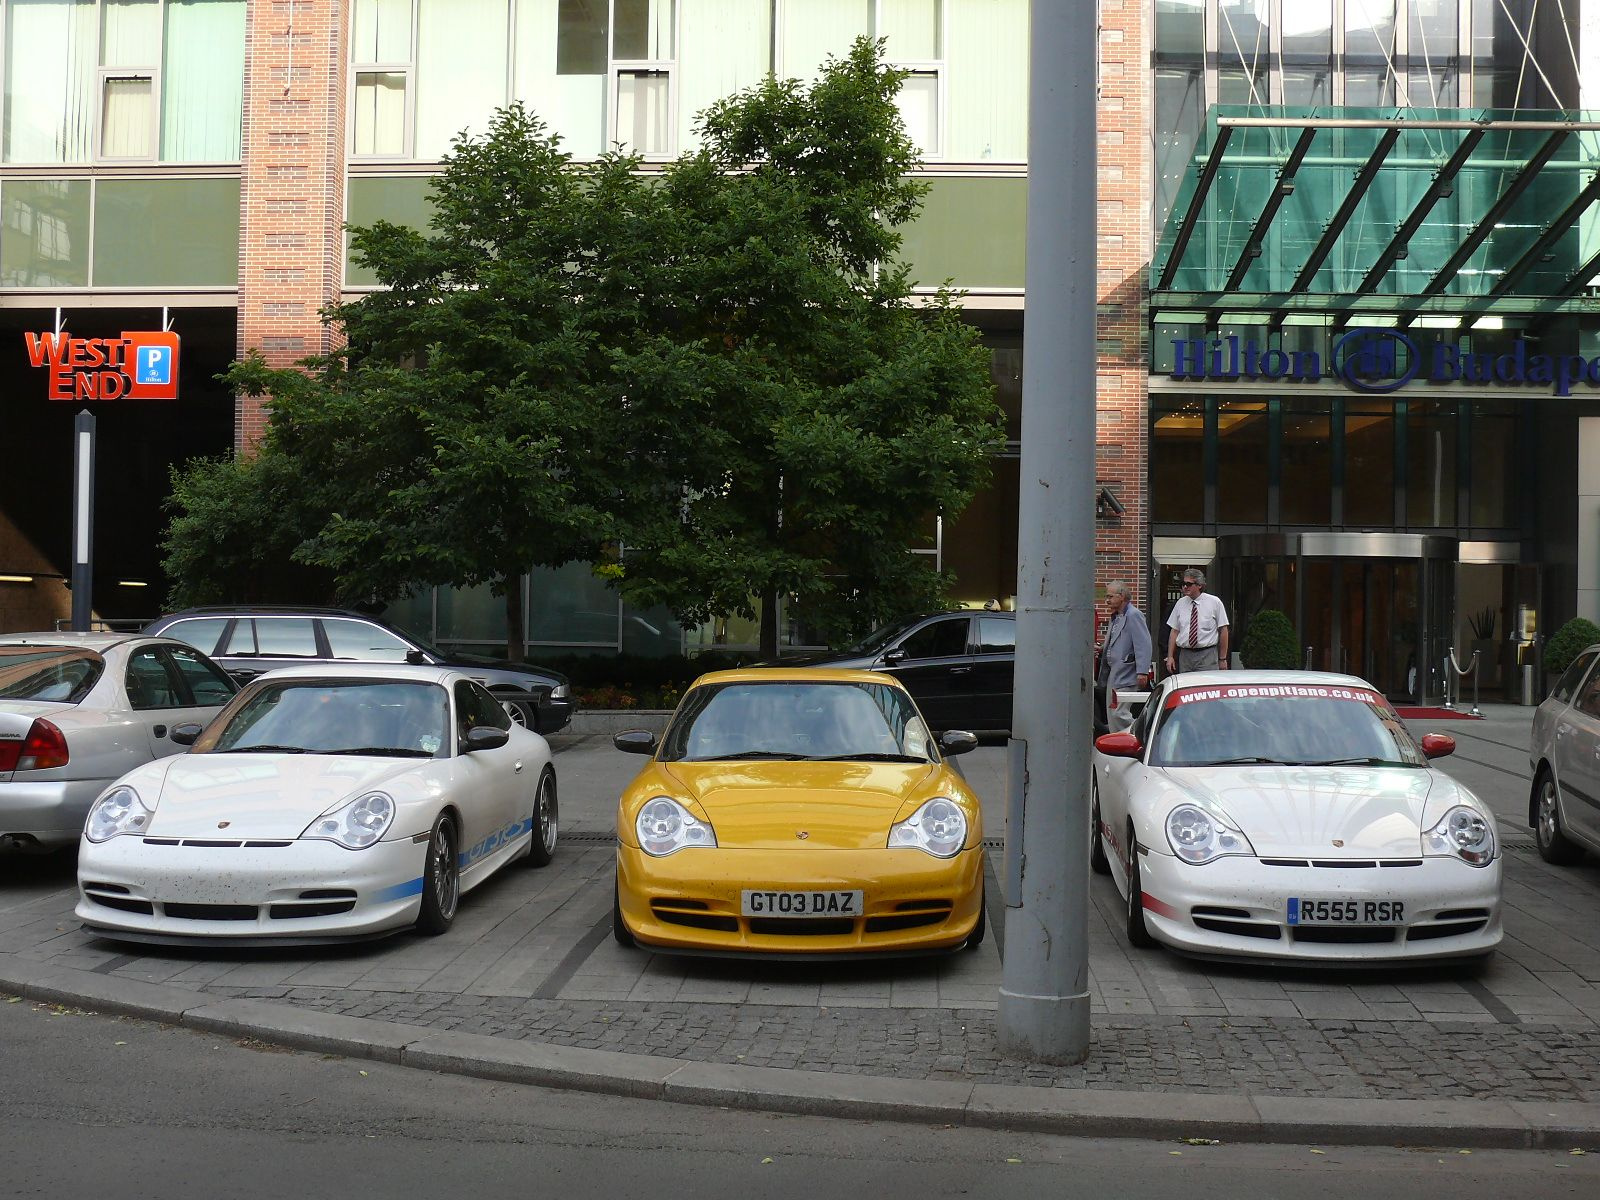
left=5, top=952, right=1598, bottom=1149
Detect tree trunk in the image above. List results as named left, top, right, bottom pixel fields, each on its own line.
left=760, top=586, right=781, bottom=661
left=504, top=577, right=525, bottom=663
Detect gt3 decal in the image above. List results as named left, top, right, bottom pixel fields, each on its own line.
left=458, top=816, right=534, bottom=868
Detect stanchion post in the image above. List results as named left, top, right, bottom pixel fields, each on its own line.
left=1470, top=650, right=1481, bottom=717
left=1442, top=649, right=1455, bottom=709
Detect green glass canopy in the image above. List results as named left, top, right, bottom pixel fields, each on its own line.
left=1151, top=107, right=1600, bottom=319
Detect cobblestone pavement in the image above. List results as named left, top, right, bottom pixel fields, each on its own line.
left=5, top=704, right=1600, bottom=1104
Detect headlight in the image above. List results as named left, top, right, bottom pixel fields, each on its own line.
left=302, top=791, right=395, bottom=850
left=1424, top=805, right=1495, bottom=866
left=1165, top=803, right=1254, bottom=864
left=888, top=797, right=968, bottom=858
left=85, top=786, right=153, bottom=843
left=636, top=797, right=716, bottom=856
left=551, top=682, right=570, bottom=700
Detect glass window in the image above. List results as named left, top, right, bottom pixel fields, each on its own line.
left=222, top=621, right=256, bottom=654
left=1410, top=0, right=1459, bottom=62
left=252, top=618, right=321, bottom=658
left=1282, top=0, right=1332, bottom=54
left=354, top=71, right=408, bottom=156
left=1154, top=0, right=1203, bottom=55
left=160, top=617, right=229, bottom=654
left=100, top=75, right=154, bottom=158
left=1406, top=401, right=1457, bottom=528
left=1280, top=404, right=1331, bottom=525
left=1218, top=0, right=1268, bottom=66
left=4, top=0, right=97, bottom=163
left=324, top=619, right=414, bottom=662
left=1345, top=65, right=1396, bottom=106
left=0, top=647, right=103, bottom=703
left=416, top=0, right=508, bottom=159
left=1, top=179, right=92, bottom=287
left=1154, top=67, right=1203, bottom=227
left=165, top=646, right=236, bottom=707
left=780, top=0, right=869, bottom=81
left=614, top=0, right=673, bottom=58
left=1552, top=651, right=1597, bottom=704
left=455, top=679, right=507, bottom=742
left=557, top=0, right=607, bottom=72
left=92, top=177, right=240, bottom=287
left=1469, top=402, right=1517, bottom=528
left=1344, top=401, right=1395, bottom=527
left=943, top=0, right=1025, bottom=160
left=900, top=617, right=969, bottom=660
left=616, top=68, right=671, bottom=155
left=1151, top=687, right=1424, bottom=768
left=201, top=680, right=448, bottom=757
left=1218, top=66, right=1268, bottom=106
left=437, top=581, right=511, bottom=644
left=1346, top=0, right=1396, bottom=57
left=353, top=0, right=413, bottom=61
left=662, top=680, right=933, bottom=762
left=880, top=0, right=939, bottom=59
left=125, top=646, right=181, bottom=709
left=529, top=560, right=620, bottom=645
left=1283, top=66, right=1331, bottom=106
left=1217, top=401, right=1268, bottom=524
left=162, top=0, right=245, bottom=161
left=677, top=0, right=772, bottom=153
left=1578, top=668, right=1600, bottom=720
left=1152, top=398, right=1205, bottom=525
left=976, top=616, right=1014, bottom=654
left=102, top=0, right=160, bottom=65
left=894, top=70, right=940, bottom=157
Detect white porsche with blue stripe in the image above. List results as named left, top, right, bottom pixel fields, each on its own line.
left=74, top=663, right=557, bottom=946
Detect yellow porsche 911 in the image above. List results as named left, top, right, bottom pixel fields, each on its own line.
left=611, top=669, right=986, bottom=957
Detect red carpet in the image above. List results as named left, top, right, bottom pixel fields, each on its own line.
left=1393, top=706, right=1483, bottom=720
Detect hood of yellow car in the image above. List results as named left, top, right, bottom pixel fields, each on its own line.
left=655, top=760, right=949, bottom=850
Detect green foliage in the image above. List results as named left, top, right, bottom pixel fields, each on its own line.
left=1466, top=606, right=1496, bottom=640
left=607, top=40, right=1004, bottom=652
left=1544, top=617, right=1600, bottom=677
left=1238, top=609, right=1299, bottom=670
left=160, top=451, right=335, bottom=608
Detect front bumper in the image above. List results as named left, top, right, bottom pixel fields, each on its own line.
left=1, top=777, right=111, bottom=849
left=74, top=834, right=428, bottom=944
left=1135, top=849, right=1503, bottom=963
left=539, top=695, right=575, bottom=732
left=616, top=843, right=984, bottom=957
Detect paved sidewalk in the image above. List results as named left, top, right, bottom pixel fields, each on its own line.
left=4, top=703, right=1600, bottom=1146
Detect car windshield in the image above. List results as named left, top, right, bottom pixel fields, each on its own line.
left=845, top=618, right=922, bottom=657
left=660, top=680, right=936, bottom=763
left=195, top=679, right=449, bottom=758
left=1149, top=683, right=1427, bottom=768
left=0, top=647, right=104, bottom=704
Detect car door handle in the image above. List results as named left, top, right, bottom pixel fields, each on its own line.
left=513, top=761, right=524, bottom=773
left=950, top=666, right=971, bottom=675
left=153, top=725, right=167, bottom=738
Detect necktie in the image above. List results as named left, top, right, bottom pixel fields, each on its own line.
left=1188, top=599, right=1199, bottom=649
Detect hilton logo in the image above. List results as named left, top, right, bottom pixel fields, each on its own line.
left=1169, top=328, right=1600, bottom=397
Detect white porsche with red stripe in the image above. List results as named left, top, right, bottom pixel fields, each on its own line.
left=1091, top=670, right=1502, bottom=964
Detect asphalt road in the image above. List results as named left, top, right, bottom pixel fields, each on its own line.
left=4, top=998, right=1597, bottom=1200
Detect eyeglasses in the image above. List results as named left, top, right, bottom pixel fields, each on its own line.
left=1180, top=581, right=1200, bottom=589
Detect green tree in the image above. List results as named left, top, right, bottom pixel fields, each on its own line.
left=215, top=105, right=643, bottom=661
left=1238, top=609, right=1299, bottom=670
left=607, top=39, right=1004, bottom=657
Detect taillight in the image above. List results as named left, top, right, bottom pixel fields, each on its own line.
left=12, top=719, right=69, bottom=771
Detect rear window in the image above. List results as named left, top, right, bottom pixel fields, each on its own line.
left=160, top=617, right=230, bottom=655
left=0, top=647, right=104, bottom=704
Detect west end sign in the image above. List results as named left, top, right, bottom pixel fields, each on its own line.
left=24, top=330, right=180, bottom=401
left=1168, top=328, right=1600, bottom=397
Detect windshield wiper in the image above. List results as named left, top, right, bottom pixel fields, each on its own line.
left=698, top=750, right=809, bottom=761
left=324, top=746, right=435, bottom=758
left=1178, top=756, right=1292, bottom=766
left=808, top=752, right=926, bottom=762
left=1297, top=756, right=1420, bottom=768
left=223, top=744, right=309, bottom=754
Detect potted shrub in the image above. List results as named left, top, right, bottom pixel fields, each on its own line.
left=1544, top=617, right=1600, bottom=679
left=1238, top=609, right=1298, bottom=670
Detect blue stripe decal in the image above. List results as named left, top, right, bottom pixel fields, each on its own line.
left=374, top=877, right=425, bottom=901
left=457, top=816, right=535, bottom=869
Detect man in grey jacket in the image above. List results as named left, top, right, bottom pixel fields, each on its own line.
left=1096, top=580, right=1153, bottom=733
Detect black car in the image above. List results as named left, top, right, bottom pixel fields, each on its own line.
left=143, top=607, right=573, bottom=733
left=796, top=610, right=1015, bottom=732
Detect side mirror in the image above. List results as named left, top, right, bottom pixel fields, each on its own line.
left=404, top=648, right=428, bottom=665
left=881, top=648, right=907, bottom=666
left=1094, top=732, right=1143, bottom=758
left=939, top=729, right=979, bottom=756
left=613, top=729, right=658, bottom=755
left=1419, top=733, right=1455, bottom=759
left=464, top=725, right=510, bottom=752
left=170, top=723, right=204, bottom=747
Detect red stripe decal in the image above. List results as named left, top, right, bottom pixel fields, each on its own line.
left=1140, top=891, right=1180, bottom=920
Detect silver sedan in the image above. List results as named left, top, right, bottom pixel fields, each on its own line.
left=0, top=632, right=237, bottom=852
left=1529, top=643, right=1600, bottom=864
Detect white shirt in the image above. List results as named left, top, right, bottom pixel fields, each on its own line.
left=1166, top=592, right=1229, bottom=649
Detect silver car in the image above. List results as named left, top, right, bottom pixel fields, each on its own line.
left=0, top=633, right=237, bottom=853
left=1529, top=643, right=1600, bottom=864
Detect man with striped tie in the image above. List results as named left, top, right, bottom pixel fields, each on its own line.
left=1163, top=568, right=1229, bottom=675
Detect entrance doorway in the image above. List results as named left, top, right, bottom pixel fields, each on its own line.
left=1216, top=533, right=1456, bottom=704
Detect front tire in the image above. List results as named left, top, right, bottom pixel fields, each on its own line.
left=525, top=768, right=558, bottom=868
left=1124, top=831, right=1156, bottom=948
left=612, top=879, right=636, bottom=948
left=1090, top=778, right=1111, bottom=876
left=502, top=699, right=538, bottom=731
left=965, top=883, right=987, bottom=950
left=1534, top=769, right=1585, bottom=865
left=416, top=814, right=460, bottom=936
